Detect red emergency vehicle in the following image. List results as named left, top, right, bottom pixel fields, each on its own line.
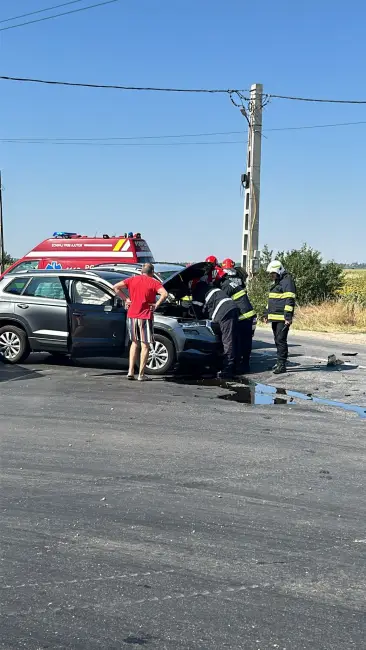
left=1, top=231, right=154, bottom=278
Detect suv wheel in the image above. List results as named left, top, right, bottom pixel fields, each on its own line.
left=0, top=325, right=30, bottom=364
left=145, top=334, right=175, bottom=375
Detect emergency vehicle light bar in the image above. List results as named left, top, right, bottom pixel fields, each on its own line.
left=53, top=232, right=77, bottom=238
left=52, top=231, right=143, bottom=239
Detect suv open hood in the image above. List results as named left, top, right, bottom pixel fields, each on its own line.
left=163, top=262, right=208, bottom=298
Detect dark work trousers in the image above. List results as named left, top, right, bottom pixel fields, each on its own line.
left=236, top=317, right=254, bottom=372
left=272, top=321, right=290, bottom=364
left=218, top=310, right=238, bottom=377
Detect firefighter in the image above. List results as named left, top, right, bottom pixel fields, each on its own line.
left=266, top=260, right=296, bottom=374
left=205, top=256, right=226, bottom=284
left=180, top=257, right=223, bottom=306
left=220, top=258, right=256, bottom=374
left=191, top=279, right=239, bottom=379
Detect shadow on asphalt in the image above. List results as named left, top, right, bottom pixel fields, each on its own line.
left=252, top=339, right=301, bottom=350
left=0, top=363, right=42, bottom=383
left=287, top=364, right=359, bottom=373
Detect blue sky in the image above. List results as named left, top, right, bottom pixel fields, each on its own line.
left=1, top=0, right=365, bottom=263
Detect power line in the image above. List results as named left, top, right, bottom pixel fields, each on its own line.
left=1, top=120, right=365, bottom=144
left=0, top=131, right=244, bottom=142
left=265, top=120, right=366, bottom=132
left=0, top=0, right=120, bottom=32
left=0, top=139, right=247, bottom=147
left=1, top=73, right=366, bottom=104
left=0, top=74, right=245, bottom=94
left=269, top=92, right=366, bottom=105
left=0, top=1, right=85, bottom=25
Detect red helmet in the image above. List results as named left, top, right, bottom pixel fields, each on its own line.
left=222, top=258, right=235, bottom=269
left=205, top=255, right=218, bottom=265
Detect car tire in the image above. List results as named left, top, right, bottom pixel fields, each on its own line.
left=0, top=325, right=30, bottom=364
left=145, top=334, right=176, bottom=375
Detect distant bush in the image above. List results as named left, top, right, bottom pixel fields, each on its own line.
left=339, top=271, right=366, bottom=307
left=248, top=244, right=345, bottom=318
left=2, top=251, right=15, bottom=270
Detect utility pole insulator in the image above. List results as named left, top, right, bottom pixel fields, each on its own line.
left=241, top=83, right=263, bottom=277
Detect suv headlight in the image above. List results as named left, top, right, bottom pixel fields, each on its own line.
left=182, top=328, right=200, bottom=336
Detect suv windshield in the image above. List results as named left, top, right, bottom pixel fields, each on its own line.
left=92, top=271, right=131, bottom=284
left=8, top=260, right=40, bottom=274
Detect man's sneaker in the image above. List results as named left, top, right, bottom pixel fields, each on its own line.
left=273, top=364, right=286, bottom=375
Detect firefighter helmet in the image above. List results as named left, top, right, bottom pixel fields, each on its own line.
left=222, top=258, right=235, bottom=269
left=266, top=260, right=285, bottom=276
left=205, top=255, right=218, bottom=265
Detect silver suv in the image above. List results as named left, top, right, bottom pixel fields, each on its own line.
left=0, top=268, right=219, bottom=375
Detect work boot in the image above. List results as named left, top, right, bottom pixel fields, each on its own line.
left=273, top=363, right=286, bottom=375
left=236, top=365, right=250, bottom=375
left=217, top=370, right=234, bottom=381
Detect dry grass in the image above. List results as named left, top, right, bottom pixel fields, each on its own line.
left=293, top=301, right=366, bottom=333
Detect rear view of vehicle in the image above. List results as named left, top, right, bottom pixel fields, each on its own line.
left=1, top=231, right=154, bottom=279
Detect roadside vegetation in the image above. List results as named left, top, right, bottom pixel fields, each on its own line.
left=2, top=252, right=15, bottom=270
left=249, top=245, right=366, bottom=333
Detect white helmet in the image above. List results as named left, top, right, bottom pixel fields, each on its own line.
left=266, top=260, right=285, bottom=275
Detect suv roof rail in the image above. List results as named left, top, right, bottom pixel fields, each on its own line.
left=12, top=269, right=93, bottom=275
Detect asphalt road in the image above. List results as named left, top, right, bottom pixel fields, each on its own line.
left=1, top=332, right=366, bottom=649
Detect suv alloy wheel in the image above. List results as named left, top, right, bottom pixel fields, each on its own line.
left=0, top=325, right=30, bottom=364
left=145, top=334, right=175, bottom=375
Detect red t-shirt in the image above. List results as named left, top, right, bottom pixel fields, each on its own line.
left=123, top=275, right=163, bottom=320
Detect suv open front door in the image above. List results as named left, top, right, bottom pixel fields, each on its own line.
left=65, top=278, right=126, bottom=358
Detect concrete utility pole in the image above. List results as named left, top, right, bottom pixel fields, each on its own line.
left=0, top=171, right=4, bottom=275
left=241, top=83, right=263, bottom=276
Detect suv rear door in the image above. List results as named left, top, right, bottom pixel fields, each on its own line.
left=65, top=277, right=126, bottom=358
left=13, top=275, right=69, bottom=352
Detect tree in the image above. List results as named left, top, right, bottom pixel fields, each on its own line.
left=248, top=244, right=345, bottom=319
left=277, top=245, right=344, bottom=304
left=2, top=251, right=15, bottom=268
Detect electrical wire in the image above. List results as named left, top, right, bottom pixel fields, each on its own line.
left=0, top=74, right=246, bottom=94
left=0, top=131, right=244, bottom=142
left=0, top=0, right=120, bottom=32
left=265, top=120, right=366, bottom=132
left=1, top=73, right=366, bottom=104
left=0, top=1, right=85, bottom=25
left=269, top=93, right=366, bottom=104
left=0, top=139, right=248, bottom=147
left=1, top=120, right=365, bottom=144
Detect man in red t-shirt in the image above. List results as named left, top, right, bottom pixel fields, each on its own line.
left=114, top=264, right=168, bottom=381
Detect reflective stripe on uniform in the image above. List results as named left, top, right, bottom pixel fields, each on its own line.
left=268, top=292, right=296, bottom=299
left=211, top=298, right=233, bottom=321
left=284, top=305, right=294, bottom=312
left=232, top=289, right=247, bottom=300
left=192, top=300, right=204, bottom=306
left=238, top=309, right=256, bottom=321
left=205, top=288, right=221, bottom=303
left=268, top=314, right=285, bottom=321
left=182, top=295, right=192, bottom=301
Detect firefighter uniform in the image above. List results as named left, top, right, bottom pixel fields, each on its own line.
left=266, top=263, right=296, bottom=372
left=192, top=281, right=239, bottom=379
left=219, top=268, right=256, bottom=373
